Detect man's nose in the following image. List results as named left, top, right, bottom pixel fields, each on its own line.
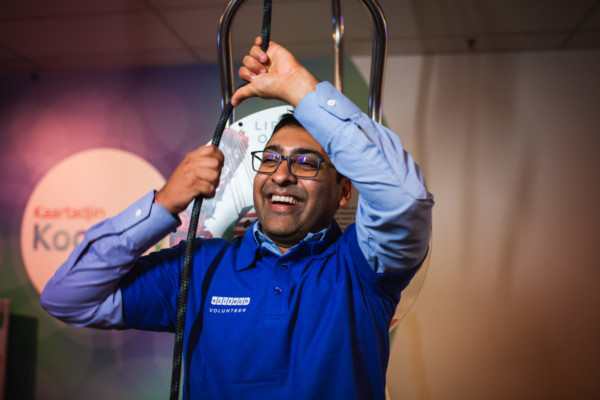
left=271, top=158, right=297, bottom=184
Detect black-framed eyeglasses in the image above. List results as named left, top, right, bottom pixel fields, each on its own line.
left=251, top=150, right=332, bottom=178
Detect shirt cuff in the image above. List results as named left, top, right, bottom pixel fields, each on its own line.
left=294, top=81, right=362, bottom=136
left=114, top=191, right=180, bottom=253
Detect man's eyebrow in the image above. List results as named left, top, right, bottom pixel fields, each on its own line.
left=263, top=144, right=324, bottom=157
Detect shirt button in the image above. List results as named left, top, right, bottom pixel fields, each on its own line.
left=327, top=99, right=336, bottom=107
left=281, top=264, right=288, bottom=270
left=273, top=286, right=283, bottom=295
left=135, top=208, right=142, bottom=217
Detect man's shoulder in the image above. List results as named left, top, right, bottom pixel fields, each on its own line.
left=333, top=222, right=358, bottom=245
left=191, top=235, right=239, bottom=253
left=191, top=230, right=257, bottom=259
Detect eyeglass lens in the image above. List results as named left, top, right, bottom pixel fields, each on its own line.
left=252, top=151, right=321, bottom=177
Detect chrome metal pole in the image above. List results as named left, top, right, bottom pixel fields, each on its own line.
left=218, top=0, right=248, bottom=123
left=359, top=0, right=387, bottom=123
left=332, top=0, right=344, bottom=92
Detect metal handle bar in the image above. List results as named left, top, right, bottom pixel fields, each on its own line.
left=217, top=0, right=387, bottom=123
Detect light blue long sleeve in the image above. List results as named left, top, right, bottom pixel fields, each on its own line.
left=295, top=82, right=433, bottom=273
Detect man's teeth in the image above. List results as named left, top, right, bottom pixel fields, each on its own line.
left=272, top=195, right=298, bottom=205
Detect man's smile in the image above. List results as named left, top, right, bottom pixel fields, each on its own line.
left=270, top=194, right=300, bottom=205
left=266, top=192, right=303, bottom=212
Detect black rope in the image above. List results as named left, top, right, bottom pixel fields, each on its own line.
left=169, top=1, right=272, bottom=398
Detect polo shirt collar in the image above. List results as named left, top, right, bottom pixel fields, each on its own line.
left=252, top=221, right=329, bottom=256
left=233, top=220, right=341, bottom=271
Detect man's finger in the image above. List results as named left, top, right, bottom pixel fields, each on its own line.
left=241, top=56, right=266, bottom=76
left=231, top=84, right=254, bottom=107
left=249, top=45, right=268, bottom=65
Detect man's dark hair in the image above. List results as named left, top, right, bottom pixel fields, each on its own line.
left=270, top=112, right=345, bottom=183
left=272, top=111, right=303, bottom=135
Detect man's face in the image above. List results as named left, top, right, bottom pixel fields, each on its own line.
left=253, top=125, right=351, bottom=252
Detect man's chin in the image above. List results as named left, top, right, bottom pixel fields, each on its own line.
left=262, top=227, right=304, bottom=247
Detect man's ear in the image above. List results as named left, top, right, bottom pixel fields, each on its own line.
left=338, top=177, right=352, bottom=207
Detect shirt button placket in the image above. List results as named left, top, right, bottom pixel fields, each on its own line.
left=266, top=261, right=290, bottom=316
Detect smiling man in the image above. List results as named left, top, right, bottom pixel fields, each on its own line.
left=41, top=38, right=433, bottom=400
left=251, top=118, right=352, bottom=252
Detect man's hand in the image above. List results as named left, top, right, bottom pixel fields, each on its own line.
left=231, top=37, right=319, bottom=107
left=155, top=145, right=224, bottom=215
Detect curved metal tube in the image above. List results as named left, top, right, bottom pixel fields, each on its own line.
left=359, top=0, right=387, bottom=123
left=332, top=0, right=344, bottom=92
left=218, top=0, right=247, bottom=123
left=217, top=0, right=388, bottom=123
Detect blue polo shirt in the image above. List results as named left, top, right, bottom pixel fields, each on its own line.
left=120, top=220, right=416, bottom=399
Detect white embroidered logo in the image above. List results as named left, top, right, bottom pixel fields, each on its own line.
left=209, top=296, right=251, bottom=314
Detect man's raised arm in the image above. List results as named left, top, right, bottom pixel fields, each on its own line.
left=233, top=37, right=433, bottom=273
